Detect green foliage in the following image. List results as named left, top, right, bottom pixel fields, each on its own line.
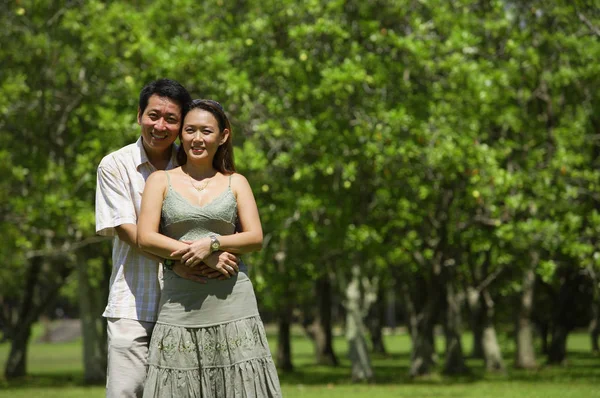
left=1, top=0, right=599, bottom=376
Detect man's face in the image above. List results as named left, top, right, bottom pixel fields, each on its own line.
left=137, top=94, right=182, bottom=155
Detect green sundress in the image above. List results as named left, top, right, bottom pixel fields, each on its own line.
left=143, top=173, right=281, bottom=398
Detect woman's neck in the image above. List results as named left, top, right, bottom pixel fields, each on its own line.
left=182, top=163, right=217, bottom=180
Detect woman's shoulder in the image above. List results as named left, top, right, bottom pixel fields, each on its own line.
left=146, top=169, right=175, bottom=186
left=227, top=172, right=249, bottom=186
left=226, top=173, right=253, bottom=198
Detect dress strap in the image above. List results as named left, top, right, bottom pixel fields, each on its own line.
left=164, top=170, right=172, bottom=187
left=228, top=174, right=233, bottom=187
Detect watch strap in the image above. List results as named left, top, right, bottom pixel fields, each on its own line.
left=163, top=259, right=175, bottom=270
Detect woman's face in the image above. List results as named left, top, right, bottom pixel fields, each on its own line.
left=181, top=108, right=229, bottom=163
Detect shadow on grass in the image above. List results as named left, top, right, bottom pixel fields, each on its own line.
left=0, top=371, right=95, bottom=390
left=1, top=345, right=599, bottom=390
left=278, top=349, right=600, bottom=386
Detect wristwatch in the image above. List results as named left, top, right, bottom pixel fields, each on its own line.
left=209, top=234, right=221, bottom=253
left=163, top=259, right=175, bottom=270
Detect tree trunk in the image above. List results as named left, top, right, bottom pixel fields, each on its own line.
left=367, top=284, right=387, bottom=355
left=4, top=252, right=77, bottom=379
left=547, top=324, right=569, bottom=365
left=539, top=321, right=550, bottom=355
left=4, top=256, right=43, bottom=379
left=471, top=323, right=485, bottom=358
left=481, top=325, right=504, bottom=371
left=78, top=254, right=109, bottom=384
left=591, top=316, right=600, bottom=354
left=480, top=290, right=505, bottom=372
left=466, top=287, right=484, bottom=358
left=4, top=323, right=31, bottom=379
left=442, top=276, right=469, bottom=375
left=307, top=276, right=338, bottom=366
left=588, top=265, right=599, bottom=355
left=276, top=307, right=294, bottom=372
left=409, top=316, right=436, bottom=377
left=547, top=266, right=584, bottom=365
left=402, top=275, right=438, bottom=377
left=514, top=254, right=538, bottom=369
left=591, top=300, right=600, bottom=355
left=345, top=266, right=374, bottom=382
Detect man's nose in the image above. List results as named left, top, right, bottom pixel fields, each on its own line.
left=155, top=117, right=166, bottom=130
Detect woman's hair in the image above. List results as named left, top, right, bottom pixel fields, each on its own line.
left=177, top=99, right=236, bottom=174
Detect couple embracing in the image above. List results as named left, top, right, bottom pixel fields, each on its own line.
left=96, top=78, right=281, bottom=397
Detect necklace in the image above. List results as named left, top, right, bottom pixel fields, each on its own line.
left=184, top=168, right=211, bottom=192
left=189, top=178, right=210, bottom=192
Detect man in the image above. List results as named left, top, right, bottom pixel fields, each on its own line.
left=95, top=79, right=236, bottom=397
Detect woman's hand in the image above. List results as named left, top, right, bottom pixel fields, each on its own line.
left=203, top=251, right=239, bottom=279
left=171, top=238, right=211, bottom=267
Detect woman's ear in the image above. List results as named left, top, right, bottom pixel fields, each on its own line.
left=219, top=129, right=230, bottom=145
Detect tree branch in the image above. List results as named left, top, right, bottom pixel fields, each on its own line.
left=476, top=266, right=504, bottom=294
left=25, top=236, right=109, bottom=260
left=578, top=12, right=600, bottom=37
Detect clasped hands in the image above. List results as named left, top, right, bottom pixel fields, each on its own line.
left=170, top=238, right=239, bottom=283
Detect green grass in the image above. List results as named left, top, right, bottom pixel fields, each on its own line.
left=0, top=326, right=599, bottom=397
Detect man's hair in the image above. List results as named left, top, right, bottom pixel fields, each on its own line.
left=138, top=78, right=192, bottom=115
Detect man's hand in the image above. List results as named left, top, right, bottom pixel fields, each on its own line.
left=171, top=262, right=207, bottom=283
left=195, top=263, right=230, bottom=280
left=203, top=251, right=239, bottom=279
left=171, top=238, right=211, bottom=267
left=196, top=263, right=221, bottom=279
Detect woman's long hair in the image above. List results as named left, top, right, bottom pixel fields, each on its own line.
left=177, top=99, right=236, bottom=174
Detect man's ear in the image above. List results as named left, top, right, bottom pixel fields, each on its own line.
left=137, top=107, right=142, bottom=125
left=220, top=129, right=230, bottom=145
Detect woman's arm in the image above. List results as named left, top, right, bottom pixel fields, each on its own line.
left=137, top=171, right=189, bottom=259
left=219, top=173, right=263, bottom=252
left=116, top=224, right=163, bottom=262
left=174, top=173, right=263, bottom=267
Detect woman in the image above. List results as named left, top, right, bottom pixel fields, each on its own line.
left=137, top=99, right=281, bottom=397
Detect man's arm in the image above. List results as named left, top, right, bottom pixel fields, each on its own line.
left=115, top=224, right=162, bottom=262
left=97, top=161, right=208, bottom=282
left=116, top=223, right=209, bottom=282
left=115, top=214, right=238, bottom=281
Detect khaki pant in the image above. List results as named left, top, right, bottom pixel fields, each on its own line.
left=106, top=318, right=155, bottom=398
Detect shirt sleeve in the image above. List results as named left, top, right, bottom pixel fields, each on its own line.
left=95, top=159, right=137, bottom=236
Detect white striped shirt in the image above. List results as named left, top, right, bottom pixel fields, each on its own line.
left=95, top=137, right=177, bottom=322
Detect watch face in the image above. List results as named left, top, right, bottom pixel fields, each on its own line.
left=212, top=242, right=219, bottom=250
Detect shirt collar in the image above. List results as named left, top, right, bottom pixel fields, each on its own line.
left=135, top=137, right=179, bottom=171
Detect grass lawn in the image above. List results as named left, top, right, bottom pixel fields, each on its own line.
left=0, top=325, right=599, bottom=397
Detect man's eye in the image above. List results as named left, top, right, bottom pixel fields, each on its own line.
left=167, top=118, right=178, bottom=123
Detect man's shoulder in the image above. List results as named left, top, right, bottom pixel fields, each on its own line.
left=98, top=141, right=139, bottom=170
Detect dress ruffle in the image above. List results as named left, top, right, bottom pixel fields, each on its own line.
left=143, top=316, right=281, bottom=398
